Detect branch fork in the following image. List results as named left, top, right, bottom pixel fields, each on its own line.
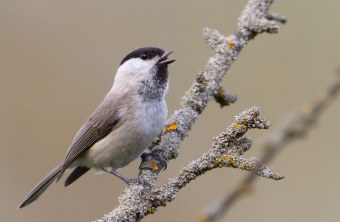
left=95, top=0, right=286, bottom=221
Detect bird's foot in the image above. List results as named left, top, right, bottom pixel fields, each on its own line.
left=102, top=167, right=151, bottom=188
left=140, top=150, right=167, bottom=171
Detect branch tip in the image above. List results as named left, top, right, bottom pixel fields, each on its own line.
left=95, top=0, right=286, bottom=220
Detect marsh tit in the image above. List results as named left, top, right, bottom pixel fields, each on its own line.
left=18, top=47, right=175, bottom=208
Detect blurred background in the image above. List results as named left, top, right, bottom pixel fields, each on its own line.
left=1, top=0, right=340, bottom=221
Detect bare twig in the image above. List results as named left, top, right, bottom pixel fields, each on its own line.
left=200, top=71, right=340, bottom=222
left=94, top=0, right=285, bottom=221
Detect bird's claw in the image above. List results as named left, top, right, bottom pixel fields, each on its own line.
left=140, top=151, right=167, bottom=171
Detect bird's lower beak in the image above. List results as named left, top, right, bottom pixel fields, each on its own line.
left=158, top=50, right=175, bottom=65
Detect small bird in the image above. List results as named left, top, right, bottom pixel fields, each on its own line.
left=18, top=47, right=175, bottom=208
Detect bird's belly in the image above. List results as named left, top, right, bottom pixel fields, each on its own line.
left=78, top=101, right=167, bottom=170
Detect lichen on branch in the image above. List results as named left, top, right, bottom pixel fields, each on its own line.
left=149, top=107, right=283, bottom=210
left=200, top=71, right=340, bottom=222
left=94, top=0, right=285, bottom=221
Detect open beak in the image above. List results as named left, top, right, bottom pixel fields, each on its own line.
left=158, top=50, right=175, bottom=65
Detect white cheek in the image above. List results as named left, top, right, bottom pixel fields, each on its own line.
left=112, top=58, right=159, bottom=93
left=116, top=58, right=155, bottom=81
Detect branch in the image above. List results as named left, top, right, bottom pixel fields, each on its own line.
left=96, top=107, right=283, bottom=222
left=94, top=0, right=285, bottom=221
left=200, top=71, right=340, bottom=222
left=150, top=107, right=283, bottom=209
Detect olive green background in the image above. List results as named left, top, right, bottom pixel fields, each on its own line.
left=1, top=1, right=340, bottom=221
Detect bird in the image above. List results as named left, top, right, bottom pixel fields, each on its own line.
left=18, top=47, right=175, bottom=208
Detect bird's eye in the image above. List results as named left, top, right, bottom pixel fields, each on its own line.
left=140, top=54, right=147, bottom=60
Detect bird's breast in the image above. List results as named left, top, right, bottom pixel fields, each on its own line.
left=79, top=99, right=167, bottom=170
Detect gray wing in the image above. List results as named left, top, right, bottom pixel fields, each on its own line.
left=18, top=92, right=126, bottom=208
left=57, top=94, right=122, bottom=181
left=19, top=122, right=109, bottom=208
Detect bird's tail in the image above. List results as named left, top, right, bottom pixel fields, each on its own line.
left=18, top=163, right=62, bottom=208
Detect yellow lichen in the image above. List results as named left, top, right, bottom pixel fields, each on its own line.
left=233, top=123, right=246, bottom=129
left=150, top=160, right=159, bottom=171
left=214, top=157, right=224, bottom=167
left=196, top=77, right=208, bottom=86
left=217, top=88, right=225, bottom=97
left=166, top=122, right=178, bottom=131
left=202, top=81, right=208, bottom=86
left=147, top=206, right=153, bottom=214
left=225, top=154, right=236, bottom=166
left=227, top=40, right=235, bottom=49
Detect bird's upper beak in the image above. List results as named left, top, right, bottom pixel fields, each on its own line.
left=158, top=50, right=175, bottom=65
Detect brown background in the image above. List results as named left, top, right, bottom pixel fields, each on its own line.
left=1, top=0, right=340, bottom=221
